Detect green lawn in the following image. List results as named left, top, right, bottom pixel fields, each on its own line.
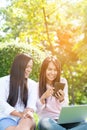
left=34, top=113, right=39, bottom=130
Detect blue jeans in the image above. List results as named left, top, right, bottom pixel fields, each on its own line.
left=38, top=118, right=87, bottom=130
left=0, top=118, right=19, bottom=130
left=38, top=118, right=65, bottom=130
left=69, top=122, right=87, bottom=130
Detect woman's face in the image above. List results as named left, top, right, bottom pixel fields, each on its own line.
left=25, top=59, right=33, bottom=78
left=46, top=61, right=57, bottom=84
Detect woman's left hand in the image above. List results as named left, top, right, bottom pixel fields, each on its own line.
left=23, top=107, right=34, bottom=119
left=55, top=89, right=64, bottom=102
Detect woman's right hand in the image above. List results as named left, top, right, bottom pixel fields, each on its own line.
left=22, top=108, right=34, bottom=119
left=44, top=88, right=54, bottom=98
left=40, top=88, right=54, bottom=104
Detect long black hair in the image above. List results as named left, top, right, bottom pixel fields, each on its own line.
left=39, top=56, right=61, bottom=97
left=7, top=53, right=33, bottom=107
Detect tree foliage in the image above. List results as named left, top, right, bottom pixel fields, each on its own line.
left=0, top=42, right=46, bottom=81
left=0, top=0, right=87, bottom=104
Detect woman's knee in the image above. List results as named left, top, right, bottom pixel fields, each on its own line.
left=19, top=118, right=36, bottom=130
left=38, top=118, right=65, bottom=130
left=25, top=118, right=36, bottom=129
left=38, top=118, right=51, bottom=130
left=30, top=119, right=36, bottom=130
left=39, top=118, right=50, bottom=125
left=38, top=118, right=55, bottom=130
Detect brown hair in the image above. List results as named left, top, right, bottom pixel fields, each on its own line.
left=39, top=56, right=61, bottom=97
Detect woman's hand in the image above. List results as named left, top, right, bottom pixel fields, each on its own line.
left=10, top=106, right=34, bottom=119
left=55, top=89, right=64, bottom=102
left=44, top=88, right=54, bottom=98
left=24, top=107, right=34, bottom=113
left=22, top=107, right=34, bottom=119
left=40, top=88, right=54, bottom=104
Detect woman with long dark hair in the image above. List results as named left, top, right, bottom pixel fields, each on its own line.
left=0, top=53, right=38, bottom=130
left=36, top=56, right=87, bottom=130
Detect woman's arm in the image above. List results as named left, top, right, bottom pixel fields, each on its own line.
left=10, top=110, right=23, bottom=118
left=10, top=109, right=34, bottom=119
left=27, top=80, right=38, bottom=112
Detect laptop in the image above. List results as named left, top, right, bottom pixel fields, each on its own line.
left=58, top=104, right=87, bottom=124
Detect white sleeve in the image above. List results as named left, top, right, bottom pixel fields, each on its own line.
left=36, top=99, right=46, bottom=113
left=0, top=99, right=15, bottom=115
left=27, top=80, right=38, bottom=112
left=0, top=76, right=15, bottom=115
left=36, top=83, right=46, bottom=112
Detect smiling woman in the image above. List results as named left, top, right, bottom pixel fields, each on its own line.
left=0, top=53, right=38, bottom=130
left=36, top=55, right=87, bottom=130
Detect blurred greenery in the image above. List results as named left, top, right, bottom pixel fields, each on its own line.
left=0, top=42, right=45, bottom=81
left=34, top=113, right=39, bottom=130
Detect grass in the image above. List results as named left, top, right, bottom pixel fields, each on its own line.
left=34, top=113, right=39, bottom=130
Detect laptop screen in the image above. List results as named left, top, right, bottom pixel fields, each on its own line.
left=58, top=105, right=87, bottom=124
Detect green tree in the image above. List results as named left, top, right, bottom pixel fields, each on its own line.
left=0, top=0, right=87, bottom=104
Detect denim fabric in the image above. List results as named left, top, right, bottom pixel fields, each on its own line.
left=68, top=122, right=87, bottom=130
left=38, top=118, right=66, bottom=130
left=0, top=118, right=18, bottom=130
left=38, top=118, right=87, bottom=130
